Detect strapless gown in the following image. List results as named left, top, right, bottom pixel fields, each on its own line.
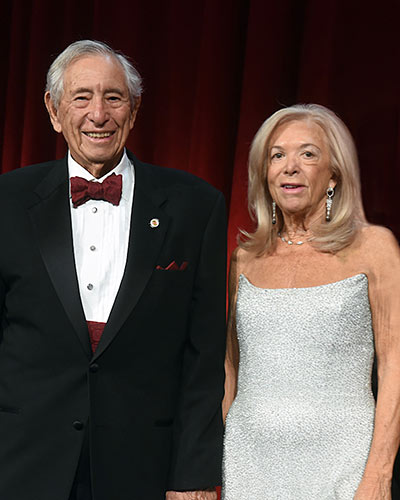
left=222, top=273, right=375, bottom=500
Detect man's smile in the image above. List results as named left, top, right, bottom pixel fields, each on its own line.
left=82, top=131, right=115, bottom=138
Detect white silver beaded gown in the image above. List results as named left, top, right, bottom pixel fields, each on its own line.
left=222, top=273, right=375, bottom=500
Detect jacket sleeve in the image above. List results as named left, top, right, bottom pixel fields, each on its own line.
left=167, top=191, right=227, bottom=490
left=0, top=271, right=5, bottom=343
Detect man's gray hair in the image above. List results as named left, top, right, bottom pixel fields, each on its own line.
left=45, top=40, right=143, bottom=109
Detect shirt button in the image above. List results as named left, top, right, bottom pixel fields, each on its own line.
left=87, top=283, right=94, bottom=290
left=90, top=245, right=96, bottom=251
left=92, top=207, right=98, bottom=213
left=73, top=420, right=84, bottom=430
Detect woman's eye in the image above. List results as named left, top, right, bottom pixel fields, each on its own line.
left=271, top=152, right=284, bottom=160
left=303, top=151, right=314, bottom=158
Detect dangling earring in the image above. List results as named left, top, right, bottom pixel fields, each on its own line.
left=272, top=201, right=277, bottom=225
left=325, top=187, right=334, bottom=221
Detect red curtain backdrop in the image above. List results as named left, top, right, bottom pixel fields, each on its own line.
left=2, top=0, right=400, bottom=254
left=1, top=0, right=399, bottom=493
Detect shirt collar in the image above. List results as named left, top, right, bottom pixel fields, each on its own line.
left=68, top=149, right=134, bottom=202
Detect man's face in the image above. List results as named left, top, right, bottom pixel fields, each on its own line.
left=45, top=55, right=140, bottom=176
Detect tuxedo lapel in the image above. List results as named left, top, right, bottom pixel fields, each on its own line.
left=28, top=159, right=91, bottom=358
left=93, top=159, right=170, bottom=360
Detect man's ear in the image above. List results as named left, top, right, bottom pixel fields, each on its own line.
left=44, top=92, right=62, bottom=133
left=129, top=95, right=141, bottom=131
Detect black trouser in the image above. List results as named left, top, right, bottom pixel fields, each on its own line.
left=69, top=427, right=93, bottom=500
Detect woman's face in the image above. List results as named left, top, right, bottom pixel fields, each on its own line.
left=267, top=119, right=336, bottom=220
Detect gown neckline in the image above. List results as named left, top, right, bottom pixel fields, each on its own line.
left=239, top=272, right=367, bottom=292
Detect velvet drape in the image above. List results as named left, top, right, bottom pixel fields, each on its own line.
left=2, top=0, right=399, bottom=251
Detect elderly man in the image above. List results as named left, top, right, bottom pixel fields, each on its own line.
left=0, top=40, right=226, bottom=500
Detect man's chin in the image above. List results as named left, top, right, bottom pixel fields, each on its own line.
left=72, top=150, right=122, bottom=174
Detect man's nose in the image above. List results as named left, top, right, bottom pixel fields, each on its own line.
left=88, top=97, right=109, bottom=125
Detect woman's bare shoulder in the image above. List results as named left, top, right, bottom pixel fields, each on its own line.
left=359, top=224, right=399, bottom=251
left=357, top=224, right=400, bottom=269
left=231, top=246, right=254, bottom=269
left=229, top=247, right=260, bottom=287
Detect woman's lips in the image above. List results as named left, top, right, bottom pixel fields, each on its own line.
left=281, top=184, right=305, bottom=194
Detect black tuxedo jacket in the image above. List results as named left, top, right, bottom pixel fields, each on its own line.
left=0, top=152, right=227, bottom=500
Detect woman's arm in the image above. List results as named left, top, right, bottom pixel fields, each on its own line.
left=222, top=248, right=241, bottom=421
left=355, top=226, right=400, bottom=499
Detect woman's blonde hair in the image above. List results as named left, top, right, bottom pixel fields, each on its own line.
left=240, top=104, right=366, bottom=254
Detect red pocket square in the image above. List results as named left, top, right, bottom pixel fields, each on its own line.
left=156, top=260, right=188, bottom=271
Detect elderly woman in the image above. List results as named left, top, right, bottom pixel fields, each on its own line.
left=222, top=104, right=400, bottom=499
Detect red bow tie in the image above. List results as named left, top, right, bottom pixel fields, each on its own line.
left=70, top=173, right=122, bottom=208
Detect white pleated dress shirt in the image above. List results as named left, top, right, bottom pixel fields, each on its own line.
left=68, top=150, right=134, bottom=323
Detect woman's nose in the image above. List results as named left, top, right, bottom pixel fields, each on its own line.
left=284, top=155, right=299, bottom=175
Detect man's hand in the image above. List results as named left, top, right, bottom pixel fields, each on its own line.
left=166, top=489, right=217, bottom=500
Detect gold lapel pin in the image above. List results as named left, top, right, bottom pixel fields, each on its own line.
left=150, top=218, right=160, bottom=228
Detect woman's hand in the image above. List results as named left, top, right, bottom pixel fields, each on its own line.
left=354, top=474, right=391, bottom=499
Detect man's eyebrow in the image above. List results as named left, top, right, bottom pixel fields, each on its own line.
left=104, top=88, right=124, bottom=94
left=70, top=87, right=125, bottom=95
left=71, top=87, right=93, bottom=95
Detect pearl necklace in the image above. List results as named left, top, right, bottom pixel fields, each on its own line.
left=278, top=232, right=304, bottom=245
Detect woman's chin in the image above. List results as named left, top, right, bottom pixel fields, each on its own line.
left=280, top=205, right=309, bottom=217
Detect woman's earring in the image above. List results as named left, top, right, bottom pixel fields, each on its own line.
left=325, top=187, right=334, bottom=221
left=272, top=201, right=277, bottom=225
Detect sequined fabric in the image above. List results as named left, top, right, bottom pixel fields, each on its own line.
left=222, top=274, right=375, bottom=500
